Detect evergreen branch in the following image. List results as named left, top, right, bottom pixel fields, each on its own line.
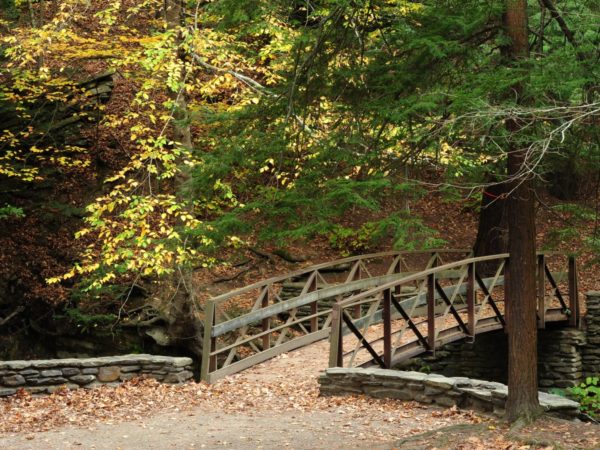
left=538, top=0, right=578, bottom=48
left=538, top=0, right=587, bottom=62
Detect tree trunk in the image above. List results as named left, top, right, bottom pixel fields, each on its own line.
left=504, top=0, right=542, bottom=423
left=473, top=179, right=508, bottom=276
left=159, top=0, right=203, bottom=357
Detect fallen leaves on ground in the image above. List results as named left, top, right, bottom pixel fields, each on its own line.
left=1, top=339, right=598, bottom=449
left=0, top=375, right=488, bottom=446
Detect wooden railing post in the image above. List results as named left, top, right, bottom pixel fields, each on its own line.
left=427, top=273, right=436, bottom=352
left=261, top=288, right=270, bottom=350
left=329, top=304, right=344, bottom=367
left=383, top=288, right=392, bottom=368
left=503, top=258, right=509, bottom=332
left=537, top=254, right=546, bottom=328
left=568, top=256, right=579, bottom=327
left=430, top=251, right=439, bottom=269
left=352, top=264, right=362, bottom=319
left=309, top=272, right=319, bottom=332
left=201, top=301, right=216, bottom=381
left=467, top=262, right=475, bottom=336
left=394, top=258, right=402, bottom=298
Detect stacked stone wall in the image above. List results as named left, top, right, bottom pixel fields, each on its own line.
left=0, top=354, right=193, bottom=397
left=398, top=295, right=600, bottom=391
left=396, top=333, right=508, bottom=383
left=319, top=368, right=579, bottom=418
left=538, top=329, right=585, bottom=388
left=582, top=292, right=600, bottom=378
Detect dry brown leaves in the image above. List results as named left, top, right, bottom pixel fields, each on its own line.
left=1, top=338, right=598, bottom=450
left=0, top=378, right=202, bottom=434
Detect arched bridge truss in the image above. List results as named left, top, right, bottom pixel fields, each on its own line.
left=200, top=250, right=579, bottom=383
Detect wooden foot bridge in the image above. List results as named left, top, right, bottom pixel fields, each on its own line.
left=200, top=250, right=579, bottom=383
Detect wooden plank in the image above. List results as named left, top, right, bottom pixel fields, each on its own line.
left=212, top=273, right=403, bottom=337
left=329, top=305, right=343, bottom=368
left=434, top=280, right=469, bottom=335
left=390, top=296, right=429, bottom=350
left=475, top=273, right=506, bottom=327
left=383, top=289, right=392, bottom=368
left=537, top=254, right=546, bottom=328
left=351, top=263, right=362, bottom=319
left=209, top=249, right=469, bottom=305
left=310, top=302, right=319, bottom=332
left=212, top=310, right=331, bottom=356
left=207, top=329, right=331, bottom=383
left=393, top=257, right=402, bottom=298
left=337, top=254, right=511, bottom=309
left=274, top=275, right=316, bottom=346
left=385, top=317, right=506, bottom=369
left=307, top=273, right=319, bottom=332
left=387, top=255, right=402, bottom=275
left=545, top=308, right=569, bottom=322
left=467, top=263, right=475, bottom=336
left=545, top=265, right=568, bottom=310
left=342, top=311, right=385, bottom=368
left=200, top=301, right=216, bottom=382
left=568, top=256, right=579, bottom=327
left=350, top=275, right=506, bottom=331
left=262, top=289, right=270, bottom=350
left=300, top=271, right=318, bottom=295
left=427, top=273, right=435, bottom=351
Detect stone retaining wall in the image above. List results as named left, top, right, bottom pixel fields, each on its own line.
left=397, top=292, right=600, bottom=390
left=397, top=328, right=587, bottom=389
left=396, top=332, right=508, bottom=383
left=319, top=368, right=579, bottom=418
left=583, top=292, right=600, bottom=378
left=538, top=329, right=586, bottom=388
left=0, top=354, right=193, bottom=397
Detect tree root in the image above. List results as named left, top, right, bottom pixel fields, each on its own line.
left=507, top=431, right=564, bottom=450
left=0, top=306, right=24, bottom=327
left=382, top=423, right=489, bottom=449
left=214, top=265, right=256, bottom=283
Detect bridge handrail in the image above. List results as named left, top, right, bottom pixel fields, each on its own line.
left=201, top=249, right=577, bottom=383
left=208, top=248, right=470, bottom=305
left=212, top=273, right=397, bottom=337
left=335, top=251, right=567, bottom=309
left=329, top=251, right=579, bottom=370
left=336, top=253, right=507, bottom=308
left=201, top=248, right=472, bottom=382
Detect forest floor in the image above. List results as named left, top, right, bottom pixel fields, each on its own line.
left=1, top=191, right=600, bottom=449
left=0, top=339, right=599, bottom=449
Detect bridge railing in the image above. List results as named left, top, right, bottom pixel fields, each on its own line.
left=328, top=252, right=578, bottom=370
left=200, top=249, right=471, bottom=382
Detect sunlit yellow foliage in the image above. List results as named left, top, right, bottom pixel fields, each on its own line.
left=2, top=0, right=293, bottom=290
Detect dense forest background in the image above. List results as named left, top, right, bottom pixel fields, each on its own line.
left=0, top=0, right=598, bottom=369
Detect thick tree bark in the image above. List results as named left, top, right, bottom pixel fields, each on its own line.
left=504, top=0, right=542, bottom=422
left=506, top=141, right=540, bottom=422
left=473, top=179, right=508, bottom=276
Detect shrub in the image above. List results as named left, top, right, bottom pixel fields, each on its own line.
left=568, top=376, right=600, bottom=418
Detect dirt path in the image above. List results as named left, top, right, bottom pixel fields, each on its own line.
left=0, top=340, right=483, bottom=449
left=1, top=339, right=598, bottom=449
left=0, top=407, right=444, bottom=449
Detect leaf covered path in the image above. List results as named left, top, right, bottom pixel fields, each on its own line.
left=1, top=340, right=598, bottom=449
